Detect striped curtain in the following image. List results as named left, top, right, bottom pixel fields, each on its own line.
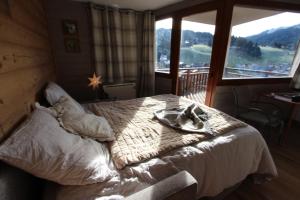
left=137, top=11, right=155, bottom=97
left=91, top=4, right=155, bottom=96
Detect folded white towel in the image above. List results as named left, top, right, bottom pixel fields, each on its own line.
left=154, top=104, right=214, bottom=136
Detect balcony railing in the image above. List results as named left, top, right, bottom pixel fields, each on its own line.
left=178, top=69, right=209, bottom=103
left=157, top=65, right=289, bottom=104
left=223, top=67, right=289, bottom=78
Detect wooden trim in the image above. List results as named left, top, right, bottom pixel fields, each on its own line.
left=155, top=71, right=171, bottom=79
left=170, top=16, right=182, bottom=95
left=155, top=0, right=300, bottom=104
left=236, top=0, right=300, bottom=12
left=214, top=0, right=300, bottom=87
left=155, top=14, right=172, bottom=21
left=155, top=1, right=220, bottom=20
left=205, top=0, right=234, bottom=106
left=219, top=77, right=291, bottom=86
left=174, top=1, right=220, bottom=18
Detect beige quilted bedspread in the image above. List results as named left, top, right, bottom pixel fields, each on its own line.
left=86, top=94, right=246, bottom=169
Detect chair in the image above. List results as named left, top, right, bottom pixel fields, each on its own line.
left=232, top=86, right=284, bottom=142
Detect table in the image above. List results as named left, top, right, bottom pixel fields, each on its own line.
left=268, top=93, right=300, bottom=144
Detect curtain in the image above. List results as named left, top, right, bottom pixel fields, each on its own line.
left=137, top=11, right=155, bottom=97
left=91, top=4, right=155, bottom=96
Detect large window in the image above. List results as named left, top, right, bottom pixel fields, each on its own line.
left=180, top=11, right=216, bottom=71
left=155, top=18, right=173, bottom=73
left=223, top=6, right=300, bottom=79
left=177, top=11, right=216, bottom=103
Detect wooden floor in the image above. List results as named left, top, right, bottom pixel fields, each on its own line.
left=223, top=123, right=300, bottom=200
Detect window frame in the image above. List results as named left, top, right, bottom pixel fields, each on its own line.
left=154, top=0, right=300, bottom=106
left=218, top=0, right=300, bottom=86
left=155, top=17, right=174, bottom=78
left=155, top=0, right=222, bottom=103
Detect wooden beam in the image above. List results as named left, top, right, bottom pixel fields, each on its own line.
left=155, top=0, right=215, bottom=20
left=205, top=0, right=234, bottom=106
left=174, top=1, right=220, bottom=18
left=170, top=16, right=182, bottom=95
left=236, top=0, right=300, bottom=12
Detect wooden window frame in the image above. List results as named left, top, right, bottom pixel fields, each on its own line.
left=218, top=0, right=300, bottom=86
left=154, top=0, right=300, bottom=106
left=155, top=1, right=222, bottom=102
left=154, top=17, right=173, bottom=79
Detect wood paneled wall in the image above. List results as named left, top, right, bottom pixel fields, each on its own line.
left=0, top=0, right=55, bottom=140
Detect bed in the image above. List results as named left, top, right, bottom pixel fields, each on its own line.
left=0, top=84, right=277, bottom=200
left=44, top=94, right=277, bottom=200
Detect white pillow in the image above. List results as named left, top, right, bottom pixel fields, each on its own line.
left=0, top=107, right=116, bottom=185
left=45, top=82, right=83, bottom=110
left=51, top=96, right=115, bottom=142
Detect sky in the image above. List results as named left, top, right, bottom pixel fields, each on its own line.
left=156, top=12, right=300, bottom=37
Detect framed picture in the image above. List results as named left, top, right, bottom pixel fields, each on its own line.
left=62, top=19, right=78, bottom=36
left=64, top=38, right=80, bottom=53
left=0, top=0, right=10, bottom=15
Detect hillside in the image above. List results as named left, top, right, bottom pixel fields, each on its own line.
left=247, top=24, right=300, bottom=50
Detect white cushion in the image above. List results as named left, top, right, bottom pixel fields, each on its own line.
left=0, top=108, right=115, bottom=185
left=45, top=82, right=82, bottom=110
left=52, top=96, right=115, bottom=142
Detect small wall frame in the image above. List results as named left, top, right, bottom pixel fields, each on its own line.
left=62, top=19, right=79, bottom=36
left=64, top=38, right=81, bottom=53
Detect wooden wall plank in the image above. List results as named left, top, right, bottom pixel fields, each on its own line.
left=14, top=0, right=47, bottom=26
left=0, top=42, right=52, bottom=74
left=29, top=0, right=47, bottom=23
left=0, top=14, right=50, bottom=50
left=0, top=0, right=55, bottom=140
left=0, top=66, right=55, bottom=139
left=10, top=0, right=48, bottom=37
left=0, top=66, right=53, bottom=104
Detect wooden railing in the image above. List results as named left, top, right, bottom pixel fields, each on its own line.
left=178, top=69, right=209, bottom=96
left=223, top=67, right=289, bottom=78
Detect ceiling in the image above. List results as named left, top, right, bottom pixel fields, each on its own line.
left=73, top=1, right=283, bottom=25
left=72, top=0, right=184, bottom=11
left=184, top=7, right=282, bottom=26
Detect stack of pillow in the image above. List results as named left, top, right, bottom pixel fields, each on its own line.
left=0, top=82, right=116, bottom=185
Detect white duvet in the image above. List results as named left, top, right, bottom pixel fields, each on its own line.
left=47, top=125, right=277, bottom=200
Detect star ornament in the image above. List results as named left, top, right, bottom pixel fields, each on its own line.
left=88, top=73, right=102, bottom=90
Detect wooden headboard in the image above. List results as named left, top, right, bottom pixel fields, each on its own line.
left=0, top=0, right=55, bottom=141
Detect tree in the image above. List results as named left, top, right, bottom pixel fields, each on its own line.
left=230, top=36, right=262, bottom=58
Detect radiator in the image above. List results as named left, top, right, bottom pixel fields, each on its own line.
left=103, top=82, right=136, bottom=100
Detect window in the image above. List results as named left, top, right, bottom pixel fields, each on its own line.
left=177, top=11, right=216, bottom=102
left=155, top=18, right=173, bottom=73
left=222, top=6, right=300, bottom=79
left=180, top=11, right=216, bottom=71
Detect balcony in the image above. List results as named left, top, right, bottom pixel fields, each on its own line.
left=178, top=68, right=209, bottom=104
left=156, top=66, right=290, bottom=104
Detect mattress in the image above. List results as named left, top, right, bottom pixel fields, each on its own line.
left=46, top=125, right=277, bottom=200
left=86, top=94, right=246, bottom=169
